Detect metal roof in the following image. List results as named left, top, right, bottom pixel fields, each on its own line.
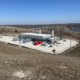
left=20, top=33, right=51, bottom=37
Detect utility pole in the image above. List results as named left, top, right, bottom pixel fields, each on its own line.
left=70, top=36, right=72, bottom=49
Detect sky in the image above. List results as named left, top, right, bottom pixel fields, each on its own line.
left=0, top=0, right=80, bottom=25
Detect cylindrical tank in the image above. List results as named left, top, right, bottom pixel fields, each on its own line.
left=39, top=30, right=41, bottom=34
left=51, top=30, right=54, bottom=37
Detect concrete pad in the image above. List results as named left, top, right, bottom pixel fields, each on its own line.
left=0, top=36, right=79, bottom=54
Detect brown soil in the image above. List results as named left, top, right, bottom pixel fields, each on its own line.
left=0, top=42, right=80, bottom=80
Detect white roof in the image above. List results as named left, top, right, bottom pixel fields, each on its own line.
left=20, top=33, right=51, bottom=37
left=49, top=37, right=54, bottom=39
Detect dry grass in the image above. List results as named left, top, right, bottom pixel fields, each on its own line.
left=0, top=26, right=32, bottom=34
left=0, top=42, right=80, bottom=80
left=0, top=25, right=80, bottom=40
left=0, top=25, right=80, bottom=79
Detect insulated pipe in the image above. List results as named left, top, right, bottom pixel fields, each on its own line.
left=39, top=30, right=41, bottom=34
left=51, top=30, right=54, bottom=37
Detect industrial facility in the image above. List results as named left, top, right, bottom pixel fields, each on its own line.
left=0, top=29, right=79, bottom=54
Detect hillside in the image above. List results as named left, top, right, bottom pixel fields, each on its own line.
left=0, top=24, right=80, bottom=40
left=0, top=42, right=80, bottom=80
left=0, top=24, right=80, bottom=79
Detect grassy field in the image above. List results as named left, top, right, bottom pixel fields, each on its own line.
left=0, top=42, right=80, bottom=80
